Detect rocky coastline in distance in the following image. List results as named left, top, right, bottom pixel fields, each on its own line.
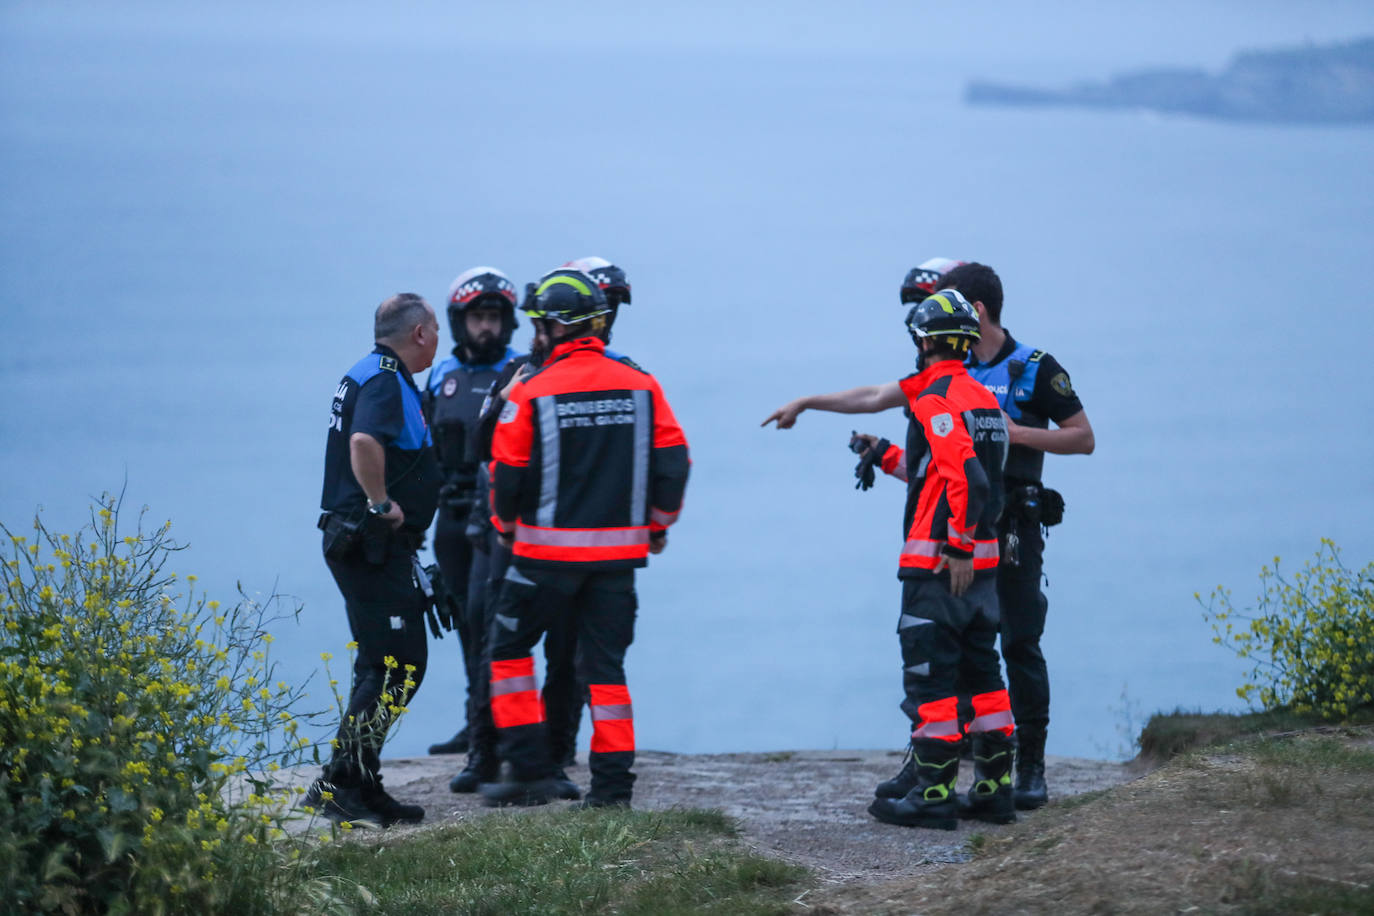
left=967, top=36, right=1374, bottom=125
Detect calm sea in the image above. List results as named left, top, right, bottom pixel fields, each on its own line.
left=3, top=2, right=1372, bottom=760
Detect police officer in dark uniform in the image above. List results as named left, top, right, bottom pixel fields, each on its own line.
left=423, top=267, right=523, bottom=759
left=937, top=262, right=1094, bottom=810
left=306, top=292, right=444, bottom=828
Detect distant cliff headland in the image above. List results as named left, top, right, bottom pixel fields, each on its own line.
left=967, top=37, right=1374, bottom=125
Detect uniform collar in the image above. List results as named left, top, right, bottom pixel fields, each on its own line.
left=449, top=345, right=517, bottom=371
left=971, top=330, right=1019, bottom=369
left=549, top=336, right=606, bottom=361
left=913, top=357, right=968, bottom=386
left=372, top=343, right=419, bottom=389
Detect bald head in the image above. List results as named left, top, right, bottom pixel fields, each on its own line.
left=375, top=293, right=433, bottom=343
left=373, top=293, right=440, bottom=373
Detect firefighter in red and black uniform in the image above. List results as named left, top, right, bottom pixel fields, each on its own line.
left=481, top=267, right=689, bottom=808
left=763, top=289, right=1016, bottom=829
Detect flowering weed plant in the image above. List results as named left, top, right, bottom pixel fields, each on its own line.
left=0, top=496, right=357, bottom=914
left=1201, top=540, right=1374, bottom=720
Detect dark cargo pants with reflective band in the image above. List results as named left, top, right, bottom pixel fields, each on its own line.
left=488, top=567, right=637, bottom=803
left=898, top=576, right=1014, bottom=742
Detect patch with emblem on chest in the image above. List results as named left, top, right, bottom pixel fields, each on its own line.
left=442, top=377, right=458, bottom=398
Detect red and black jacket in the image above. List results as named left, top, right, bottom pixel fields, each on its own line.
left=490, top=337, right=690, bottom=570
left=896, top=360, right=1008, bottom=578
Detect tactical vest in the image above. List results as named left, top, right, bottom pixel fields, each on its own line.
left=968, top=341, right=1049, bottom=484
left=427, top=349, right=517, bottom=486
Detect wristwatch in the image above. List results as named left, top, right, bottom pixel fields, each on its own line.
left=367, top=499, right=393, bottom=516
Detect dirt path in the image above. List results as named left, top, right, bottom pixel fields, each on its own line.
left=352, top=748, right=1137, bottom=884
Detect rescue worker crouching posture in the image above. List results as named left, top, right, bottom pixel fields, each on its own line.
left=423, top=267, right=523, bottom=759
left=763, top=290, right=1017, bottom=829
left=480, top=267, right=689, bottom=808
left=308, top=293, right=444, bottom=828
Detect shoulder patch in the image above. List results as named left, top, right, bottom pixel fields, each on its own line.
left=1050, top=372, right=1074, bottom=397
left=379, top=356, right=398, bottom=372
left=498, top=401, right=520, bottom=424
left=930, top=412, right=954, bottom=437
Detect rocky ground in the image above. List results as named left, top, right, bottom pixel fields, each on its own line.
left=292, top=747, right=1136, bottom=886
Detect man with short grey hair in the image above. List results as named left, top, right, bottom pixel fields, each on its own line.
left=307, top=292, right=444, bottom=827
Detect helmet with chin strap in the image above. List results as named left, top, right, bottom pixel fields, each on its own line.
left=906, top=288, right=981, bottom=354
left=901, top=257, right=965, bottom=305
left=531, top=268, right=611, bottom=327
left=446, top=266, right=519, bottom=358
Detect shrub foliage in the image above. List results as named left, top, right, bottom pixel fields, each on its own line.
left=1201, top=539, right=1374, bottom=720
left=0, top=497, right=344, bottom=914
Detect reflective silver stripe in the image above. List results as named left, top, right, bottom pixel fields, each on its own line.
left=901, top=540, right=941, bottom=557
left=913, top=451, right=931, bottom=480
left=495, top=613, right=519, bottom=631
left=517, top=525, right=649, bottom=548
left=535, top=396, right=560, bottom=527
left=913, top=718, right=961, bottom=739
left=590, top=703, right=634, bottom=721
left=905, top=662, right=930, bottom=676
left=630, top=389, right=650, bottom=524
left=504, top=566, right=534, bottom=585
left=901, top=539, right=999, bottom=559
left=968, top=710, right=1015, bottom=733
left=898, top=614, right=931, bottom=630
left=649, top=507, right=679, bottom=526
left=491, top=675, right=538, bottom=697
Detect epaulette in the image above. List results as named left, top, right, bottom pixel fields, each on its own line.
left=379, top=356, right=398, bottom=372
left=1027, top=350, right=1046, bottom=363
left=615, top=354, right=649, bottom=374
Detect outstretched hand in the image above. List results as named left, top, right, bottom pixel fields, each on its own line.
left=761, top=400, right=806, bottom=429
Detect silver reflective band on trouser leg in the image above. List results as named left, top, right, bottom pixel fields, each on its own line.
left=913, top=718, right=961, bottom=739
left=516, top=525, right=650, bottom=548
left=899, top=614, right=932, bottom=630
left=490, top=675, right=538, bottom=697
left=630, top=389, right=650, bottom=524
left=590, top=703, right=633, bottom=721
left=536, top=395, right=560, bottom=527
left=968, top=710, right=1015, bottom=733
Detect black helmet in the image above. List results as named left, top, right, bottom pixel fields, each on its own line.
left=906, top=288, right=980, bottom=351
left=564, top=256, right=631, bottom=307
left=446, top=267, right=519, bottom=356
left=900, top=257, right=965, bottom=305
left=532, top=268, right=611, bottom=325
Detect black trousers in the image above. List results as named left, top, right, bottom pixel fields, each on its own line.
left=324, top=546, right=428, bottom=786
left=474, top=542, right=582, bottom=764
left=997, top=514, right=1050, bottom=731
left=488, top=567, right=636, bottom=801
left=433, top=507, right=477, bottom=726
left=898, top=576, right=1003, bottom=726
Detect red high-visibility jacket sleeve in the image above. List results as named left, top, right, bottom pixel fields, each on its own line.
left=647, top=378, right=690, bottom=531
left=880, top=443, right=907, bottom=482
left=491, top=385, right=534, bottom=523
left=914, top=393, right=988, bottom=556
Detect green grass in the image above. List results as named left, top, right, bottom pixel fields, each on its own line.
left=303, top=807, right=808, bottom=915
left=1136, top=707, right=1326, bottom=760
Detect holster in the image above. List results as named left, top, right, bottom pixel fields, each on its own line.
left=319, top=511, right=363, bottom=561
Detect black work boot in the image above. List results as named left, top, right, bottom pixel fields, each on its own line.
left=362, top=778, right=425, bottom=827
left=550, top=766, right=582, bottom=801
left=964, top=732, right=1017, bottom=824
left=1014, top=725, right=1049, bottom=810
left=867, top=739, right=960, bottom=830
left=428, top=725, right=470, bottom=756
left=449, top=749, right=500, bottom=793
left=479, top=777, right=555, bottom=807
left=302, top=777, right=383, bottom=829
left=874, top=744, right=918, bottom=799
